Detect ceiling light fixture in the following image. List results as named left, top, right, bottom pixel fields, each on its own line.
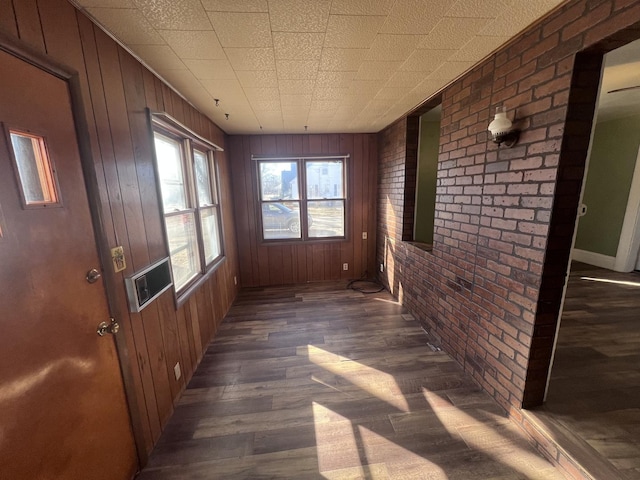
left=214, top=98, right=220, bottom=107
left=488, top=105, right=520, bottom=148
left=304, top=125, right=308, bottom=131
left=225, top=113, right=229, bottom=120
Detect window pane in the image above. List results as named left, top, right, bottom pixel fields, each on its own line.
left=165, top=213, right=200, bottom=290
left=306, top=160, right=344, bottom=199
left=308, top=200, right=344, bottom=238
left=10, top=131, right=58, bottom=205
left=194, top=149, right=213, bottom=206
left=154, top=134, right=188, bottom=211
left=201, top=207, right=221, bottom=264
left=259, top=161, right=299, bottom=200
left=261, top=201, right=301, bottom=240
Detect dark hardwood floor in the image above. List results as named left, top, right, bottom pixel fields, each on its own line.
left=137, top=282, right=565, bottom=479
left=533, top=262, right=640, bottom=480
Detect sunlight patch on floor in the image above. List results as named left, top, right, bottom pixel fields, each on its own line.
left=424, top=390, right=554, bottom=478
left=372, top=297, right=402, bottom=305
left=307, top=345, right=410, bottom=412
left=580, top=276, right=640, bottom=287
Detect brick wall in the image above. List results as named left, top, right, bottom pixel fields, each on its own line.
left=377, top=0, right=640, bottom=413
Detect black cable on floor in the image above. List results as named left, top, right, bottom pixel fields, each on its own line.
left=347, top=277, right=385, bottom=294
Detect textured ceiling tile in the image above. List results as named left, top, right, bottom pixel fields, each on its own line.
left=380, top=0, right=450, bottom=34
left=309, top=99, right=340, bottom=111
left=208, top=12, right=272, bottom=47
left=386, top=71, right=428, bottom=88
left=444, top=0, right=507, bottom=18
left=375, top=87, right=406, bottom=101
left=324, top=15, right=386, bottom=49
left=132, top=45, right=186, bottom=70
left=252, top=99, right=282, bottom=111
left=278, top=79, right=315, bottom=94
left=479, top=0, right=564, bottom=37
left=401, top=49, right=456, bottom=72
left=200, top=78, right=245, bottom=98
left=244, top=87, right=281, bottom=101
left=184, top=59, right=236, bottom=79
left=410, top=78, right=449, bottom=98
left=273, top=33, right=324, bottom=60
left=79, top=0, right=135, bottom=6
left=86, top=8, right=164, bottom=45
left=356, top=61, right=403, bottom=81
left=280, top=94, right=312, bottom=106
left=132, top=0, right=211, bottom=30
left=201, top=0, right=268, bottom=12
left=236, top=70, right=279, bottom=88
left=268, top=0, right=331, bottom=32
left=159, top=30, right=225, bottom=59
left=365, top=34, right=422, bottom=62
left=156, top=69, right=202, bottom=91
left=319, top=48, right=367, bottom=72
left=281, top=108, right=308, bottom=120
left=426, top=61, right=474, bottom=81
left=276, top=60, right=319, bottom=79
left=419, top=17, right=492, bottom=50
left=330, top=0, right=395, bottom=16
left=225, top=48, right=276, bottom=70
left=313, top=87, right=350, bottom=100
left=449, top=36, right=507, bottom=61
left=315, top=71, right=356, bottom=88
left=348, top=79, right=386, bottom=95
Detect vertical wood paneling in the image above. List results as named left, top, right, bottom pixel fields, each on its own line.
left=229, top=133, right=378, bottom=287
left=0, top=0, right=17, bottom=36
left=74, top=14, right=157, bottom=454
left=3, top=0, right=239, bottom=464
left=13, top=0, right=45, bottom=52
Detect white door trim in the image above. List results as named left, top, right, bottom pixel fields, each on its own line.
left=614, top=144, right=640, bottom=272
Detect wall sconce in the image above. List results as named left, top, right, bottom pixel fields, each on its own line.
left=488, top=105, right=520, bottom=147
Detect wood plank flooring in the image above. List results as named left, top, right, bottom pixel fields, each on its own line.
left=137, top=283, right=565, bottom=479
left=534, top=262, right=640, bottom=479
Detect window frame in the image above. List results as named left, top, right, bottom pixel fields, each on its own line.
left=150, top=112, right=225, bottom=303
left=254, top=155, right=349, bottom=244
left=3, top=124, right=62, bottom=209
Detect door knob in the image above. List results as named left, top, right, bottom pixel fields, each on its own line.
left=97, top=318, right=120, bottom=336
left=86, top=268, right=102, bottom=284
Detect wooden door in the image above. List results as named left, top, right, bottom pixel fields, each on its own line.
left=0, top=50, right=137, bottom=479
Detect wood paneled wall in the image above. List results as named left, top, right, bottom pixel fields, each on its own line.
left=229, top=134, right=378, bottom=287
left=0, top=0, right=239, bottom=461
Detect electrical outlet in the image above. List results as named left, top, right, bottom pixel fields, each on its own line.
left=233, top=275, right=237, bottom=285
left=362, top=232, right=367, bottom=239
left=343, top=263, right=349, bottom=271
left=380, top=263, right=384, bottom=272
left=174, top=362, right=181, bottom=381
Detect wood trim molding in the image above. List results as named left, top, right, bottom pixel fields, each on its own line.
left=571, top=248, right=616, bottom=270
left=614, top=144, right=640, bottom=272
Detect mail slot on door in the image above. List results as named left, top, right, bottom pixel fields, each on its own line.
left=125, top=257, right=173, bottom=312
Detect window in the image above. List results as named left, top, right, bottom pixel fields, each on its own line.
left=256, top=156, right=347, bottom=241
left=413, top=105, right=441, bottom=247
left=8, top=129, right=59, bottom=207
left=152, top=116, right=223, bottom=295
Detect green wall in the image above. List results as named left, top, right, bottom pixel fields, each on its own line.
left=414, top=117, right=440, bottom=244
left=575, top=114, right=640, bottom=256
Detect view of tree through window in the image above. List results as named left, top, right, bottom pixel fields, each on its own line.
left=257, top=157, right=346, bottom=241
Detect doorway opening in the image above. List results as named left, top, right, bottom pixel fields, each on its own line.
left=530, top=38, right=640, bottom=479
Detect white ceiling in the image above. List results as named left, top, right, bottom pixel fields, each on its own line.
left=72, top=0, right=568, bottom=134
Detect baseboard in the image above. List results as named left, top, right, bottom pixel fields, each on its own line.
left=515, top=409, right=624, bottom=480
left=571, top=249, right=616, bottom=270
